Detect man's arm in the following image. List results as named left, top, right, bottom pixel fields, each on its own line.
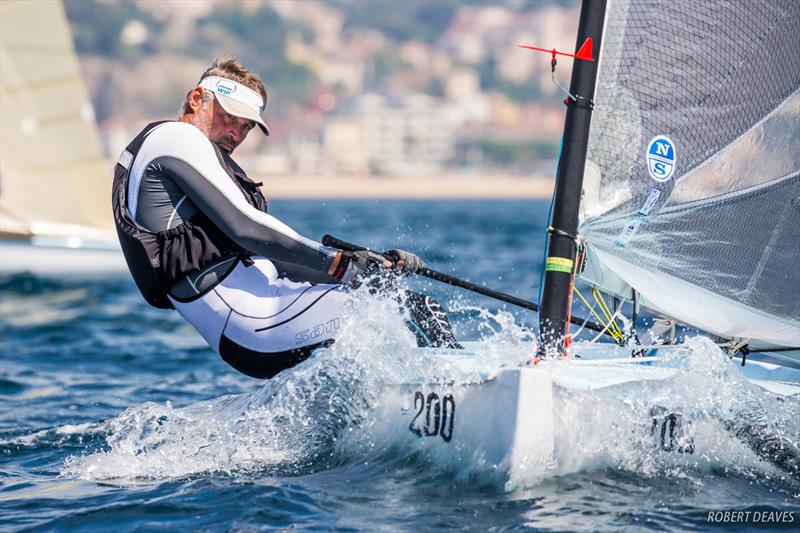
left=140, top=122, right=337, bottom=271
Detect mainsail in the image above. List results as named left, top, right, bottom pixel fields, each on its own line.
left=0, top=0, right=112, bottom=239
left=579, top=0, right=800, bottom=347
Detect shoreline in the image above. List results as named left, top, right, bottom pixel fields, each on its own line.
left=259, top=175, right=555, bottom=199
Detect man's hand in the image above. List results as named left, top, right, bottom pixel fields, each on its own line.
left=384, top=249, right=426, bottom=274
left=329, top=250, right=390, bottom=284
left=328, top=248, right=425, bottom=284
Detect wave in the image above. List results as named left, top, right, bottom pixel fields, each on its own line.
left=55, top=288, right=799, bottom=492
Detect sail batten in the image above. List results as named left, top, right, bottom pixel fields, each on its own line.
left=579, top=0, right=800, bottom=346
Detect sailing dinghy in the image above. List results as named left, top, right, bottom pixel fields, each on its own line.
left=356, top=0, right=799, bottom=488
left=0, top=0, right=123, bottom=276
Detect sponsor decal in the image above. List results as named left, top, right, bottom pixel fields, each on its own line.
left=638, top=187, right=662, bottom=216
left=545, top=256, right=573, bottom=273
left=215, top=79, right=238, bottom=96
left=295, top=318, right=340, bottom=344
left=614, top=217, right=643, bottom=248
left=117, top=149, right=133, bottom=169
left=646, top=135, right=676, bottom=182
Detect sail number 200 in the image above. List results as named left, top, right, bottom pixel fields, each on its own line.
left=409, top=391, right=455, bottom=442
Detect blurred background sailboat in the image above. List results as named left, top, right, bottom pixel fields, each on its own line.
left=0, top=0, right=124, bottom=276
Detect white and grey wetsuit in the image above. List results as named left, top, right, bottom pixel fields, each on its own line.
left=128, top=122, right=350, bottom=378
left=128, top=122, right=461, bottom=379
left=128, top=122, right=338, bottom=282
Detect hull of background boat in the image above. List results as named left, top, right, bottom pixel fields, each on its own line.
left=366, top=349, right=799, bottom=488
left=0, top=237, right=126, bottom=277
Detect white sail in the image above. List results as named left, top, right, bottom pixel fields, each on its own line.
left=579, top=0, right=800, bottom=347
left=0, top=0, right=112, bottom=240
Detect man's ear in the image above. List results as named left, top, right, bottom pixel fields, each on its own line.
left=186, top=87, right=205, bottom=113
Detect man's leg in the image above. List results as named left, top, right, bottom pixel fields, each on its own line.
left=170, top=257, right=349, bottom=379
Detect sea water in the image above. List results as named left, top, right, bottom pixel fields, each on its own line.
left=1, top=200, right=798, bottom=531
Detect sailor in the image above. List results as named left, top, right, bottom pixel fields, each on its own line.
left=112, top=56, right=460, bottom=379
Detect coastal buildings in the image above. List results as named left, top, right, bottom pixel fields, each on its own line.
left=82, top=0, right=579, bottom=179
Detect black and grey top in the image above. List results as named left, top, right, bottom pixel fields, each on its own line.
left=117, top=121, right=339, bottom=302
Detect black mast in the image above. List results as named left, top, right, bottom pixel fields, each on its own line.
left=538, top=0, right=607, bottom=356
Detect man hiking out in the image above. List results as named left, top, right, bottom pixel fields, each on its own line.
left=112, top=56, right=460, bottom=379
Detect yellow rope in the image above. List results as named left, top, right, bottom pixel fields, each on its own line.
left=573, top=286, right=624, bottom=341
left=573, top=286, right=603, bottom=324
left=592, top=287, right=624, bottom=341
left=571, top=246, right=623, bottom=344
left=572, top=286, right=624, bottom=342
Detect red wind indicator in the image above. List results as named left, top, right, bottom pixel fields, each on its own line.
left=518, top=37, right=595, bottom=61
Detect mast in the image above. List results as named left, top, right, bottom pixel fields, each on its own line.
left=538, top=0, right=607, bottom=356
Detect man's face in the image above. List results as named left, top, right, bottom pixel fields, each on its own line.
left=206, top=97, right=256, bottom=154
left=188, top=89, right=256, bottom=154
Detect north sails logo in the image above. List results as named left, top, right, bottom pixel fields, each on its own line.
left=215, top=79, right=237, bottom=96
left=646, top=135, right=676, bottom=182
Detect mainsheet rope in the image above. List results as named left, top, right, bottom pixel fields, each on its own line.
left=572, top=285, right=625, bottom=344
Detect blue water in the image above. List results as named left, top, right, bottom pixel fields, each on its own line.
left=2, top=200, right=798, bottom=532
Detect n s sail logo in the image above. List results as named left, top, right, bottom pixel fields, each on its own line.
left=646, top=135, right=676, bottom=182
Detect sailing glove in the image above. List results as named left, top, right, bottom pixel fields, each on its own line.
left=384, top=249, right=426, bottom=274
left=329, top=250, right=387, bottom=284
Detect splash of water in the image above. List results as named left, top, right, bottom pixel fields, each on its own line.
left=551, top=337, right=800, bottom=484
left=61, top=283, right=504, bottom=481
left=60, top=289, right=798, bottom=490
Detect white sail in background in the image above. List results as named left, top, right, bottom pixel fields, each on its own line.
left=579, top=0, right=800, bottom=347
left=0, top=0, right=112, bottom=239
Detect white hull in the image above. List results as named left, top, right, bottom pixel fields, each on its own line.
left=373, top=367, right=558, bottom=488
left=365, top=345, right=799, bottom=488
left=0, top=237, right=126, bottom=277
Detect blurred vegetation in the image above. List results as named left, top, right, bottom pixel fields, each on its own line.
left=194, top=4, right=285, bottom=71
left=65, top=0, right=562, bottom=108
left=338, top=1, right=457, bottom=44
left=479, top=58, right=541, bottom=103
left=66, top=0, right=571, bottom=167
left=65, top=1, right=163, bottom=61
left=371, top=51, right=413, bottom=83
left=191, top=3, right=319, bottom=103
left=336, top=0, right=575, bottom=41
left=66, top=1, right=319, bottom=114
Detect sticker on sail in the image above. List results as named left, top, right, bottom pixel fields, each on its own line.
left=638, top=187, right=662, bottom=216
left=614, top=217, right=643, bottom=247
left=646, top=136, right=676, bottom=182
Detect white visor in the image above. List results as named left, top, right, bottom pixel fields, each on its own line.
left=198, top=76, right=270, bottom=136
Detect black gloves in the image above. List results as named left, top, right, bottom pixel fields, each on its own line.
left=329, top=250, right=387, bottom=283
left=384, top=249, right=426, bottom=273
left=328, top=248, right=425, bottom=285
